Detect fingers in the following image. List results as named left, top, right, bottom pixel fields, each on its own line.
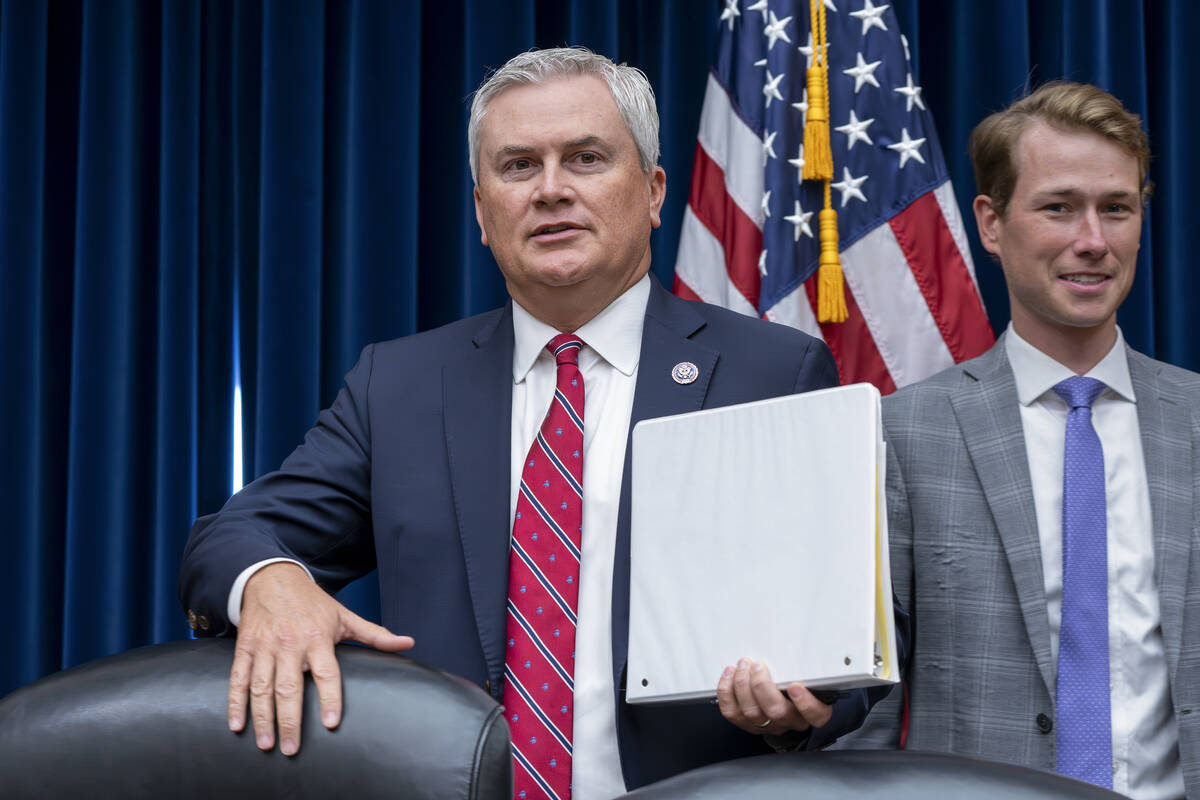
left=715, top=663, right=739, bottom=720
left=715, top=658, right=836, bottom=735
left=231, top=564, right=417, bottom=756
left=273, top=646, right=306, bottom=756
left=306, top=644, right=343, bottom=731
left=784, top=682, right=834, bottom=729
left=340, top=612, right=415, bottom=653
left=731, top=659, right=766, bottom=725
left=228, top=644, right=253, bottom=733
left=234, top=565, right=345, bottom=755
left=716, top=658, right=776, bottom=734
left=748, top=661, right=798, bottom=732
left=247, top=647, right=278, bottom=751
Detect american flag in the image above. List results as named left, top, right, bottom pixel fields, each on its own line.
left=674, top=0, right=994, bottom=393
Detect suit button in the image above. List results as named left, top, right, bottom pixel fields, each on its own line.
left=1036, top=713, right=1053, bottom=734
left=187, top=610, right=198, bottom=631
left=484, top=679, right=491, bottom=693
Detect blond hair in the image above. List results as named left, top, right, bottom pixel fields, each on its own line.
left=968, top=81, right=1151, bottom=214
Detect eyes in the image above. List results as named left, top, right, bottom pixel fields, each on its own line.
left=501, top=151, right=604, bottom=176
left=1038, top=200, right=1135, bottom=217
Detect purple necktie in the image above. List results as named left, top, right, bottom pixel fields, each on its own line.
left=1052, top=376, right=1112, bottom=789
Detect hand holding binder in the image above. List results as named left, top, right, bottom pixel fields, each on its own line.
left=714, top=658, right=834, bottom=735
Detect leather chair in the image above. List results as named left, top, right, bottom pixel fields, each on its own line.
left=617, top=750, right=1125, bottom=799
left=0, top=639, right=511, bottom=799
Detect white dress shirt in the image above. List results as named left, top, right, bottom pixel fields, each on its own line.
left=1006, top=325, right=1183, bottom=799
left=509, top=276, right=647, bottom=799
left=229, top=276, right=649, bottom=799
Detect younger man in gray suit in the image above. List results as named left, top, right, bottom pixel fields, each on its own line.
left=842, top=82, right=1200, bottom=798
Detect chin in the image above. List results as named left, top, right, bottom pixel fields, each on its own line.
left=527, top=263, right=594, bottom=288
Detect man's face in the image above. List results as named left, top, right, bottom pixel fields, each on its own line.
left=974, top=120, right=1142, bottom=350
left=473, top=75, right=666, bottom=326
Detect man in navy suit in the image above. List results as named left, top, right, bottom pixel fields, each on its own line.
left=180, top=47, right=892, bottom=797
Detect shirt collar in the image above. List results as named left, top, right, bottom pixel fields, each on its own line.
left=1004, top=322, right=1136, bottom=406
left=511, top=274, right=650, bottom=383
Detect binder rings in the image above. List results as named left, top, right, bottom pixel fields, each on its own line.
left=626, top=383, right=897, bottom=704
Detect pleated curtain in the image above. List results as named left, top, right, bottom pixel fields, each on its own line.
left=1, top=0, right=1195, bottom=696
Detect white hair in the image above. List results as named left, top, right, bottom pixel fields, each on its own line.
left=467, top=46, right=660, bottom=184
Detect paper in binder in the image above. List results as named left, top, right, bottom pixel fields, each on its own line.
left=626, top=383, right=897, bottom=704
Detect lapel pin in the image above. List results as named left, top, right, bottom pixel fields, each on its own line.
left=671, top=361, right=699, bottom=385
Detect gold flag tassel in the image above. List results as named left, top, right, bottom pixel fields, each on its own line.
left=817, top=182, right=847, bottom=323
left=803, top=0, right=846, bottom=322
left=802, top=0, right=833, bottom=181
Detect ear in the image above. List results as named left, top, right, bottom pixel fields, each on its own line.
left=973, top=194, right=1002, bottom=257
left=473, top=186, right=489, bottom=247
left=647, top=166, right=666, bottom=229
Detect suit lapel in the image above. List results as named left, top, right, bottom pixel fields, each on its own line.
left=443, top=307, right=514, bottom=681
left=610, top=283, right=717, bottom=682
left=949, top=341, right=1056, bottom=693
left=1129, top=349, right=1193, bottom=679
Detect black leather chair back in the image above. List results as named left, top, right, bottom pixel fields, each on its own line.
left=0, top=639, right=511, bottom=799
left=618, top=750, right=1125, bottom=799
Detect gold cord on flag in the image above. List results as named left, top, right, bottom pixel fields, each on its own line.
left=803, top=0, right=847, bottom=323
left=818, top=186, right=847, bottom=323
left=802, top=0, right=832, bottom=181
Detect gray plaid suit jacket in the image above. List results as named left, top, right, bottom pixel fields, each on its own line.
left=838, top=336, right=1200, bottom=797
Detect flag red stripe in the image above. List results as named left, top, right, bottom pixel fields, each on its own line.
left=688, top=143, right=763, bottom=310
left=672, top=274, right=703, bottom=301
left=889, top=193, right=995, bottom=362
left=806, top=276, right=897, bottom=394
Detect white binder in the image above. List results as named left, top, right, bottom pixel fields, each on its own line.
left=626, top=383, right=897, bottom=704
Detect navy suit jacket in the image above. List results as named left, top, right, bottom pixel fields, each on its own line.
left=180, top=279, right=904, bottom=789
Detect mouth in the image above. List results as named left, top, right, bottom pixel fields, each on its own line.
left=1059, top=273, right=1110, bottom=286
left=531, top=222, right=585, bottom=238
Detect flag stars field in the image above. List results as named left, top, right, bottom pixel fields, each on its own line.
left=762, top=69, right=785, bottom=106
left=787, top=145, right=805, bottom=180
left=887, top=128, right=926, bottom=168
left=844, top=52, right=882, bottom=92
left=851, top=0, right=889, bottom=35
left=832, top=167, right=868, bottom=206
left=674, top=0, right=994, bottom=391
left=720, top=0, right=740, bottom=30
left=763, top=11, right=793, bottom=49
left=763, top=130, right=778, bottom=162
left=836, top=110, right=874, bottom=149
left=784, top=200, right=814, bottom=240
left=894, top=72, right=925, bottom=111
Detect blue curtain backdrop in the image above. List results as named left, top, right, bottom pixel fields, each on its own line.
left=1, top=0, right=1195, bottom=697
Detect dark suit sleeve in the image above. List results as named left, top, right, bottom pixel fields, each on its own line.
left=794, top=336, right=841, bottom=393
left=178, top=344, right=381, bottom=636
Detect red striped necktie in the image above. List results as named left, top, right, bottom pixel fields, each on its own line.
left=504, top=333, right=585, bottom=800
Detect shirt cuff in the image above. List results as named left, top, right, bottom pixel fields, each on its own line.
left=227, top=558, right=315, bottom=626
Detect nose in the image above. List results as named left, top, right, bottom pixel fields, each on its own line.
left=1073, top=209, right=1109, bottom=259
left=532, top=162, right=574, bottom=207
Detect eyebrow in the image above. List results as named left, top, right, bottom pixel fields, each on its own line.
left=565, top=135, right=605, bottom=150
left=1032, top=187, right=1138, bottom=199
left=492, top=136, right=610, bottom=157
